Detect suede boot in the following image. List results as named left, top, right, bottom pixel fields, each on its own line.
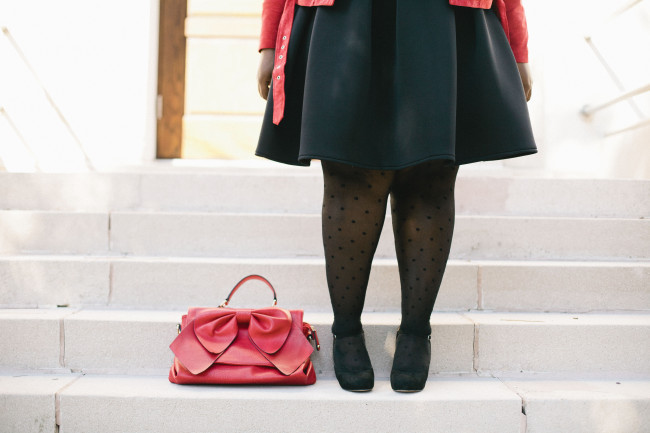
left=333, top=332, right=374, bottom=392
left=390, top=331, right=431, bottom=392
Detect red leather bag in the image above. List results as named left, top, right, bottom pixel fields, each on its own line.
left=169, top=275, right=320, bottom=385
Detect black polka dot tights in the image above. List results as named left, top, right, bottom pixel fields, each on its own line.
left=321, top=159, right=459, bottom=338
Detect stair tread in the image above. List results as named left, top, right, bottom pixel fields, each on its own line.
left=3, top=308, right=650, bottom=321
left=2, top=309, right=649, bottom=377
left=2, top=254, right=649, bottom=263
left=2, top=171, right=648, bottom=219
left=3, top=256, right=647, bottom=313
left=2, top=208, right=648, bottom=219
left=3, top=211, right=647, bottom=260
left=3, top=373, right=648, bottom=399
left=2, top=373, right=649, bottom=433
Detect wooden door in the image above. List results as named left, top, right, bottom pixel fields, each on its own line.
left=157, top=0, right=187, bottom=158
left=156, top=0, right=266, bottom=159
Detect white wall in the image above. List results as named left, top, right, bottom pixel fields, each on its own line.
left=512, top=0, right=650, bottom=178
left=0, top=0, right=648, bottom=178
left=0, top=0, right=159, bottom=171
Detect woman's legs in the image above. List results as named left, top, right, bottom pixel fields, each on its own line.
left=321, top=160, right=394, bottom=391
left=321, top=158, right=459, bottom=391
left=321, top=161, right=394, bottom=336
left=390, top=160, right=459, bottom=335
left=389, top=159, right=459, bottom=391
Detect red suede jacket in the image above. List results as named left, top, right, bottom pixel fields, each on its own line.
left=260, top=0, right=529, bottom=125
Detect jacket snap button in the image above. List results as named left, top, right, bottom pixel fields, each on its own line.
left=276, top=76, right=281, bottom=80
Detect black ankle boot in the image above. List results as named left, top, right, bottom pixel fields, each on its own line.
left=390, top=331, right=431, bottom=392
left=332, top=332, right=374, bottom=392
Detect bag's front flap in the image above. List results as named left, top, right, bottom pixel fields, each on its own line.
left=170, top=307, right=308, bottom=375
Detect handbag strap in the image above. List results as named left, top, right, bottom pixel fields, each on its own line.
left=219, top=275, right=278, bottom=307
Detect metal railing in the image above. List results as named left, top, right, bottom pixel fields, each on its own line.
left=1, top=26, right=95, bottom=170
left=581, top=0, right=650, bottom=136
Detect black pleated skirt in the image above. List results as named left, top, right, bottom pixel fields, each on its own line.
left=256, top=0, right=538, bottom=169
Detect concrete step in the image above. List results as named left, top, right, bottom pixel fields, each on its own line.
left=1, top=256, right=648, bottom=313
left=2, top=309, right=649, bottom=377
left=1, top=170, right=648, bottom=217
left=1, top=210, right=648, bottom=260
left=3, top=375, right=522, bottom=433
left=505, top=378, right=650, bottom=433
left=0, top=374, right=79, bottom=433
left=0, top=210, right=108, bottom=255
left=2, top=374, right=649, bottom=433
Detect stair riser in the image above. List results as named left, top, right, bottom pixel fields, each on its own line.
left=2, top=312, right=649, bottom=377
left=0, top=259, right=110, bottom=308
left=0, top=212, right=108, bottom=254
left=474, top=323, right=650, bottom=375
left=504, top=380, right=650, bottom=433
left=518, top=386, right=650, bottom=433
left=63, top=315, right=477, bottom=377
left=2, top=258, right=648, bottom=312
left=110, top=214, right=646, bottom=260
left=58, top=399, right=518, bottom=433
left=4, top=375, right=649, bottom=433
left=56, top=377, right=522, bottom=433
left=0, top=376, right=76, bottom=433
left=2, top=211, right=647, bottom=260
left=1, top=173, right=648, bottom=218
left=0, top=312, right=66, bottom=370
left=103, top=213, right=650, bottom=260
left=106, top=259, right=478, bottom=311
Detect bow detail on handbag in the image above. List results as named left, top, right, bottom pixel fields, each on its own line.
left=170, top=307, right=311, bottom=376
left=168, top=275, right=318, bottom=386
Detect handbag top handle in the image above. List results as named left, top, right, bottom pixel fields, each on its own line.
left=219, top=275, right=278, bottom=307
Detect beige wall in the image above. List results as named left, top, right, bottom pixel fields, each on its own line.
left=183, top=0, right=266, bottom=159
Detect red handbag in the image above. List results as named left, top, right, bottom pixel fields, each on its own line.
left=169, top=275, right=320, bottom=385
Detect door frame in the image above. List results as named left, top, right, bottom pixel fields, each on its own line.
left=156, top=0, right=187, bottom=158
